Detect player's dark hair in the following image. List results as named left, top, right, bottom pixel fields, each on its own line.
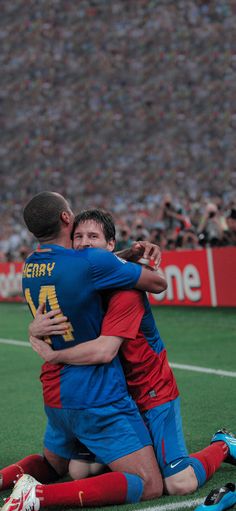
left=73, top=209, right=116, bottom=242
left=23, top=191, right=70, bottom=241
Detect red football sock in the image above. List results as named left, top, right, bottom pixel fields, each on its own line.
left=190, top=441, right=228, bottom=480
left=36, top=472, right=128, bottom=507
left=0, top=454, right=59, bottom=490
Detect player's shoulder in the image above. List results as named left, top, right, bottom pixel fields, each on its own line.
left=83, top=247, right=125, bottom=264
left=48, top=246, right=98, bottom=261
left=26, top=245, right=78, bottom=258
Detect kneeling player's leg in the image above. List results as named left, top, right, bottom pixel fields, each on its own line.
left=165, top=436, right=232, bottom=495
left=3, top=396, right=162, bottom=510
left=45, top=423, right=105, bottom=481
left=143, top=398, right=229, bottom=495
left=143, top=398, right=200, bottom=495
left=30, top=403, right=148, bottom=508
left=79, top=395, right=163, bottom=500
left=0, top=452, right=61, bottom=491
left=43, top=448, right=69, bottom=478
left=69, top=459, right=105, bottom=479
left=68, top=442, right=106, bottom=480
left=189, top=437, right=230, bottom=483
left=109, top=444, right=163, bottom=500
left=1, top=472, right=141, bottom=511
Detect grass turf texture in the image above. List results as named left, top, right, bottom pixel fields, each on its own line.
left=0, top=302, right=236, bottom=511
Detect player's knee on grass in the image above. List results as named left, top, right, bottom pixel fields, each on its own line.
left=137, top=448, right=163, bottom=500
left=43, top=448, right=69, bottom=478
left=69, top=459, right=105, bottom=479
left=142, top=471, right=163, bottom=500
left=109, top=446, right=163, bottom=500
left=164, top=466, right=198, bottom=495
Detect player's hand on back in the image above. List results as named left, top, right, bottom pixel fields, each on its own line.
left=117, top=241, right=161, bottom=270
left=29, top=302, right=69, bottom=337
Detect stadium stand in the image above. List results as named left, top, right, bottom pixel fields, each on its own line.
left=1, top=0, right=236, bottom=259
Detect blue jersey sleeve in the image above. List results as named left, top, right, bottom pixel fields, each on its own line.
left=85, top=248, right=142, bottom=291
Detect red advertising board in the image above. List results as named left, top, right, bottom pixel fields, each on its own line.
left=149, top=247, right=236, bottom=307
left=212, top=247, right=236, bottom=307
left=0, top=247, right=235, bottom=306
left=149, top=249, right=212, bottom=307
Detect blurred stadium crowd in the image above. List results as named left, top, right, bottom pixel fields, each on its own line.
left=1, top=0, right=236, bottom=261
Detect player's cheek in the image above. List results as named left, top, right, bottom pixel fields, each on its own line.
left=73, top=240, right=81, bottom=249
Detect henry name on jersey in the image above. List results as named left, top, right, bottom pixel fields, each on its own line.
left=23, top=262, right=56, bottom=278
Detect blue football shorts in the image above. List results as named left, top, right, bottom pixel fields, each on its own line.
left=142, top=397, right=190, bottom=478
left=44, top=395, right=152, bottom=464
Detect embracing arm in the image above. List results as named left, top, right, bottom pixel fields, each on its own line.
left=30, top=333, right=123, bottom=364
left=29, top=305, right=123, bottom=365
left=116, top=240, right=167, bottom=293
left=135, top=266, right=167, bottom=293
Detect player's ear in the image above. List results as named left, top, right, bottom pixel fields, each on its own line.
left=107, top=239, right=115, bottom=252
left=61, top=210, right=71, bottom=225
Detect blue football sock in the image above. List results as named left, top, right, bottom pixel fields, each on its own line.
left=188, top=457, right=207, bottom=487
left=123, top=472, right=144, bottom=503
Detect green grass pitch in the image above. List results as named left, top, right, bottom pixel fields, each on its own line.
left=0, top=302, right=236, bottom=511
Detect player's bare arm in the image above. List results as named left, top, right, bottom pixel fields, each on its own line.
left=29, top=301, right=125, bottom=364
left=116, top=241, right=167, bottom=293
left=135, top=266, right=167, bottom=294
left=30, top=334, right=123, bottom=364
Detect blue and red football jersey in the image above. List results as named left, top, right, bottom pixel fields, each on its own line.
left=101, top=289, right=179, bottom=412
left=22, top=244, right=141, bottom=409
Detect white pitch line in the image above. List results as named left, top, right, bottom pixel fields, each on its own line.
left=1, top=338, right=236, bottom=378
left=141, top=497, right=203, bottom=511
left=0, top=338, right=30, bottom=347
left=170, top=362, right=236, bottom=378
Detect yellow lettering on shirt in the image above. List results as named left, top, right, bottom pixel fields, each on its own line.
left=24, top=285, right=74, bottom=342
left=23, top=262, right=56, bottom=278
left=32, top=264, right=39, bottom=277
left=47, top=262, right=55, bottom=276
left=24, top=288, right=37, bottom=317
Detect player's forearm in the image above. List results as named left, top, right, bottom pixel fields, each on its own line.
left=51, top=342, right=102, bottom=365
left=52, top=336, right=122, bottom=365
left=115, top=247, right=135, bottom=261
left=135, top=267, right=167, bottom=293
